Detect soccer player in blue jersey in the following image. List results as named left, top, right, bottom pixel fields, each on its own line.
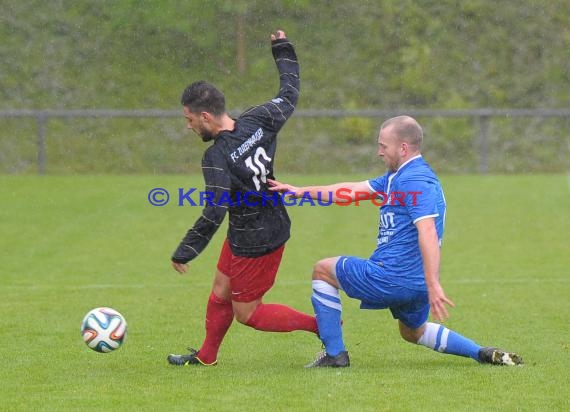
left=269, top=115, right=523, bottom=367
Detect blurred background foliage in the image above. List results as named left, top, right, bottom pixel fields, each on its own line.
left=1, top=0, right=569, bottom=174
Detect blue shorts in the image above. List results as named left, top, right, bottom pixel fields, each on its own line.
left=335, top=256, right=429, bottom=329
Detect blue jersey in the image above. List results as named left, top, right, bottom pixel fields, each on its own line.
left=367, top=155, right=446, bottom=290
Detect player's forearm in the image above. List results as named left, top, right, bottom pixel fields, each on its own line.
left=294, top=181, right=368, bottom=203
left=417, top=222, right=441, bottom=288
left=171, top=206, right=226, bottom=263
left=271, top=38, right=299, bottom=107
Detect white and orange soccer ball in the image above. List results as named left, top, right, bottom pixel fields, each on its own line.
left=81, top=307, right=127, bottom=353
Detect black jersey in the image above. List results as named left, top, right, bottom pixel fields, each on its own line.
left=172, top=38, right=299, bottom=263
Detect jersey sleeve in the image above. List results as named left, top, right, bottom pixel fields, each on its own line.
left=400, top=179, right=439, bottom=223
left=240, top=38, right=299, bottom=133
left=367, top=174, right=387, bottom=193
left=171, top=149, right=230, bottom=264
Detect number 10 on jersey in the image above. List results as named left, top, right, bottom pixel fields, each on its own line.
left=245, top=147, right=272, bottom=190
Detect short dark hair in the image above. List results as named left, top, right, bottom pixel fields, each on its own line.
left=180, top=81, right=226, bottom=116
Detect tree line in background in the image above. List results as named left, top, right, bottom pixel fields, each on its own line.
left=1, top=0, right=569, bottom=174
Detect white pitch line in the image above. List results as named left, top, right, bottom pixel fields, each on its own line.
left=4, top=277, right=570, bottom=291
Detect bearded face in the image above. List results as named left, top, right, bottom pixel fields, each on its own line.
left=183, top=106, right=216, bottom=142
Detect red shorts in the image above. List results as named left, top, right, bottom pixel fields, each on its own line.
left=216, top=239, right=285, bottom=302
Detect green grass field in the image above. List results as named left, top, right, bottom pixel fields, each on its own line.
left=1, top=174, right=569, bottom=411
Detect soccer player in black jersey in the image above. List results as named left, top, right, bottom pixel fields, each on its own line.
left=167, top=30, right=318, bottom=366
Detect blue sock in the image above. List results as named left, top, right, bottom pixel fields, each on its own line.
left=311, top=280, right=345, bottom=356
left=417, top=322, right=481, bottom=360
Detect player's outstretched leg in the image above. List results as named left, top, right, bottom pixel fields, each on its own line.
left=477, top=347, right=524, bottom=366
left=244, top=303, right=318, bottom=333
left=415, top=322, right=523, bottom=366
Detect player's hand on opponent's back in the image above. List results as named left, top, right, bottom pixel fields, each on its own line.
left=172, top=261, right=189, bottom=274
left=271, top=30, right=287, bottom=41
left=268, top=179, right=301, bottom=198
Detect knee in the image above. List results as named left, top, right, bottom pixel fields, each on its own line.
left=234, top=312, right=249, bottom=325
left=398, top=322, right=424, bottom=344
left=212, top=271, right=231, bottom=301
left=312, top=259, right=330, bottom=281
left=312, top=259, right=342, bottom=291
left=400, top=330, right=420, bottom=344
left=232, top=301, right=259, bottom=325
left=232, top=305, right=253, bottom=324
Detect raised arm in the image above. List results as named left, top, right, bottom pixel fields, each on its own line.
left=271, top=30, right=300, bottom=109
left=240, top=30, right=300, bottom=133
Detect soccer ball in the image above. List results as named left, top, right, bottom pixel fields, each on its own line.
left=81, top=307, right=127, bottom=353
